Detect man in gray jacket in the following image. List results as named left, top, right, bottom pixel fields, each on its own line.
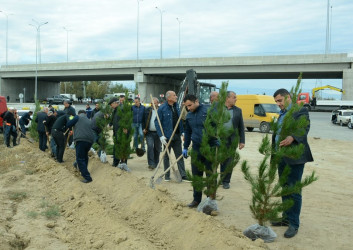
left=67, top=110, right=95, bottom=183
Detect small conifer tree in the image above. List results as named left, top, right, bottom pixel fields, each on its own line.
left=114, top=91, right=133, bottom=162
left=29, top=98, right=41, bottom=141
left=187, top=82, right=240, bottom=204
left=96, top=101, right=112, bottom=153
left=241, top=73, right=318, bottom=228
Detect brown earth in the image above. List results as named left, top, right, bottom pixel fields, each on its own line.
left=0, top=132, right=351, bottom=250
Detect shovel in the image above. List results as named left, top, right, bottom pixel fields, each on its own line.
left=150, top=94, right=182, bottom=183
left=150, top=97, right=185, bottom=188
left=155, top=154, right=183, bottom=184
left=17, top=128, right=34, bottom=143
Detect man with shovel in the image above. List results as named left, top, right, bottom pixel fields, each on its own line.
left=155, top=91, right=189, bottom=182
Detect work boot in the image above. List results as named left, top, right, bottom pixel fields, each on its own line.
left=187, top=200, right=200, bottom=208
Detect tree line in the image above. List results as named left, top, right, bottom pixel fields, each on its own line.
left=60, top=81, right=136, bottom=99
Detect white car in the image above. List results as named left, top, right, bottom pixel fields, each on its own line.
left=17, top=110, right=33, bottom=129
left=335, top=109, right=353, bottom=126
left=348, top=114, right=353, bottom=129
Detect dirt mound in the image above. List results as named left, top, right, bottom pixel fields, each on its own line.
left=0, top=139, right=265, bottom=249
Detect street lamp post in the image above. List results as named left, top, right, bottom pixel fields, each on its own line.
left=155, top=7, right=163, bottom=59
left=0, top=10, right=13, bottom=66
left=137, top=0, right=143, bottom=60
left=325, top=0, right=330, bottom=54
left=29, top=20, right=48, bottom=100
left=176, top=17, right=181, bottom=58
left=63, top=26, right=71, bottom=62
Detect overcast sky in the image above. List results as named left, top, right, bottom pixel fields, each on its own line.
left=1, top=0, right=352, bottom=98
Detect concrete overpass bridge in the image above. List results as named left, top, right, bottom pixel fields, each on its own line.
left=0, top=53, right=352, bottom=102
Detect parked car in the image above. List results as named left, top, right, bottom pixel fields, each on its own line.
left=348, top=114, right=353, bottom=129
left=333, top=109, right=353, bottom=126
left=17, top=110, right=33, bottom=129
left=46, top=95, right=71, bottom=104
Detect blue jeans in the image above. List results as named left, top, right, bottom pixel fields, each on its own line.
left=5, top=125, right=17, bottom=146
left=75, top=141, right=93, bottom=181
left=38, top=131, right=47, bottom=151
left=133, top=123, right=145, bottom=150
left=19, top=121, right=26, bottom=136
left=278, top=160, right=305, bottom=229
left=50, top=137, right=57, bottom=157
left=146, top=131, right=161, bottom=168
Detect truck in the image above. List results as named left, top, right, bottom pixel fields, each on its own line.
left=0, top=96, right=8, bottom=132
left=177, top=69, right=216, bottom=109
left=46, top=95, right=71, bottom=104
left=236, top=95, right=280, bottom=133
left=104, top=92, right=135, bottom=102
left=297, top=85, right=353, bottom=111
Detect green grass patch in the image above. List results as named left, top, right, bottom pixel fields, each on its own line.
left=26, top=211, right=39, bottom=219
left=8, top=191, right=28, bottom=201
left=42, top=205, right=60, bottom=219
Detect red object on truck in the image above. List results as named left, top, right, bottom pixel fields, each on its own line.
left=0, top=96, right=8, bottom=132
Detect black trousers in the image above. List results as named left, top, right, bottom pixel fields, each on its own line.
left=38, top=131, right=47, bottom=151
left=52, top=129, right=66, bottom=162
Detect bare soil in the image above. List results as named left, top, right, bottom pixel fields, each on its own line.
left=0, top=132, right=351, bottom=250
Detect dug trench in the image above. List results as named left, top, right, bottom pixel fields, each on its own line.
left=0, top=138, right=266, bottom=250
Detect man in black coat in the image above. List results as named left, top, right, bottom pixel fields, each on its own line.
left=3, top=107, right=18, bottom=147
left=220, top=91, right=245, bottom=189
left=270, top=88, right=314, bottom=238
left=35, top=107, right=48, bottom=151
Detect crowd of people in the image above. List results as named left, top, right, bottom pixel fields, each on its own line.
left=1, top=88, right=313, bottom=239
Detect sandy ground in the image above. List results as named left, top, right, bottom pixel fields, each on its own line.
left=0, top=131, right=352, bottom=250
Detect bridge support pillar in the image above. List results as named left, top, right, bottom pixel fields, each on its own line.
left=134, top=72, right=181, bottom=103
left=0, top=78, right=60, bottom=103
left=342, top=69, right=353, bottom=101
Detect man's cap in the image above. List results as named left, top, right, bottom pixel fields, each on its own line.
left=108, top=97, right=119, bottom=105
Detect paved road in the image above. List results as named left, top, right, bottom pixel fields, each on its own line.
left=309, top=112, right=353, bottom=142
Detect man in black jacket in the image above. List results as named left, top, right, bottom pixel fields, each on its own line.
left=35, top=107, right=48, bottom=151
left=3, top=107, right=18, bottom=147
left=44, top=109, right=57, bottom=158
left=270, top=88, right=314, bottom=238
left=220, top=91, right=245, bottom=189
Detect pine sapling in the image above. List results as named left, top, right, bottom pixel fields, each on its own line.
left=241, top=73, right=318, bottom=242
left=187, top=82, right=240, bottom=214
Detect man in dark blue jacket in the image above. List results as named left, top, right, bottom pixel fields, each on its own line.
left=183, top=94, right=211, bottom=207
left=155, top=90, right=187, bottom=182
left=132, top=97, right=145, bottom=151
left=19, top=111, right=33, bottom=137
left=270, top=88, right=314, bottom=238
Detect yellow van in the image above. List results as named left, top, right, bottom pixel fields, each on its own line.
left=236, top=95, right=280, bottom=133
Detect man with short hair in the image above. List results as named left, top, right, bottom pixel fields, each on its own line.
left=155, top=91, right=188, bottom=182
left=91, top=103, right=100, bottom=119
left=19, top=111, right=33, bottom=137
left=182, top=94, right=211, bottom=207
left=132, top=97, right=145, bottom=152
left=67, top=110, right=95, bottom=183
left=143, top=97, right=161, bottom=170
left=35, top=107, right=49, bottom=151
left=63, top=100, right=76, bottom=147
left=86, top=104, right=92, bottom=119
left=220, top=91, right=245, bottom=189
left=210, top=91, right=219, bottom=104
left=270, top=88, right=313, bottom=238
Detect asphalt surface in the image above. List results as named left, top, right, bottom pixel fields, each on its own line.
left=8, top=103, right=353, bottom=142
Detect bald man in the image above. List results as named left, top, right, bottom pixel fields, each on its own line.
left=210, top=91, right=219, bottom=104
